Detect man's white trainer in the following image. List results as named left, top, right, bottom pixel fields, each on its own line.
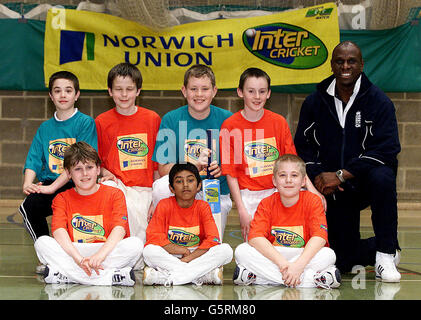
left=375, top=251, right=401, bottom=283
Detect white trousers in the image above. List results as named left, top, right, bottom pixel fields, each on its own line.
left=234, top=243, right=336, bottom=287
left=240, top=188, right=277, bottom=218
left=34, top=236, right=143, bottom=286
left=152, top=174, right=232, bottom=239
left=102, top=179, right=151, bottom=269
left=143, top=243, right=233, bottom=285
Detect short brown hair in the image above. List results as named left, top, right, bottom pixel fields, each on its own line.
left=107, top=62, right=143, bottom=89
left=48, top=71, right=80, bottom=93
left=64, top=141, right=100, bottom=171
left=183, top=64, right=216, bottom=87
left=238, top=67, right=270, bottom=90
left=273, top=154, right=306, bottom=177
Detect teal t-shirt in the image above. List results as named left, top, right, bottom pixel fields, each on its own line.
left=152, top=105, right=233, bottom=195
left=24, top=110, right=98, bottom=182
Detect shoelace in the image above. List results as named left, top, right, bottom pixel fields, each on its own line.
left=155, top=267, right=173, bottom=287
left=313, top=274, right=332, bottom=290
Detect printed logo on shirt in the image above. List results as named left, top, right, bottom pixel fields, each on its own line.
left=71, top=214, right=106, bottom=243
left=48, top=138, right=76, bottom=174
left=184, top=139, right=217, bottom=176
left=168, top=225, right=200, bottom=247
left=355, top=111, right=361, bottom=128
left=320, top=224, right=328, bottom=232
left=271, top=226, right=305, bottom=248
left=117, top=133, right=148, bottom=171
left=244, top=137, right=279, bottom=178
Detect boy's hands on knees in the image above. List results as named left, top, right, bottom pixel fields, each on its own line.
left=23, top=182, right=42, bottom=195
left=37, top=184, right=56, bottom=195
left=77, top=257, right=93, bottom=277
left=281, top=261, right=306, bottom=288
left=88, top=252, right=106, bottom=275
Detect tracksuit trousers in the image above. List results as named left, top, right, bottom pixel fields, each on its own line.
left=18, top=180, right=74, bottom=241
left=325, top=166, right=400, bottom=273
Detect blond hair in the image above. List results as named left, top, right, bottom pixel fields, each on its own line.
left=273, top=154, right=306, bottom=176
left=183, top=64, right=216, bottom=87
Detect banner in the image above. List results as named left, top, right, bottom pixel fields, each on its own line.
left=0, top=19, right=46, bottom=91
left=44, top=3, right=339, bottom=90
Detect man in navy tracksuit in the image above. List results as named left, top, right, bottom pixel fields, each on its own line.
left=294, top=41, right=401, bottom=282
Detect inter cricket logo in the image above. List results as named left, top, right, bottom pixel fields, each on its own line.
left=48, top=141, right=71, bottom=160
left=244, top=142, right=279, bottom=162
left=168, top=229, right=200, bottom=247
left=271, top=228, right=305, bottom=247
left=71, top=215, right=105, bottom=236
left=117, top=137, right=148, bottom=157
left=184, top=141, right=207, bottom=161
left=242, top=23, right=328, bottom=69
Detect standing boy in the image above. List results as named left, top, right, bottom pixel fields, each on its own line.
left=152, top=64, right=233, bottom=239
left=233, top=154, right=340, bottom=289
left=34, top=142, right=143, bottom=286
left=143, top=162, right=233, bottom=286
left=220, top=68, right=323, bottom=241
left=19, top=71, right=97, bottom=272
left=95, top=62, right=161, bottom=256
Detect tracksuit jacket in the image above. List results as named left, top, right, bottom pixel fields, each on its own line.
left=294, top=72, right=401, bottom=182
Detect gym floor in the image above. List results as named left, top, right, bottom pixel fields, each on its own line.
left=1, top=200, right=420, bottom=301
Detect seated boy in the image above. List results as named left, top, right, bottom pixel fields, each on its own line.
left=95, top=63, right=161, bottom=263
left=152, top=64, right=233, bottom=240
left=233, top=154, right=341, bottom=289
left=143, top=162, right=233, bottom=286
left=19, top=71, right=98, bottom=273
left=34, top=142, right=143, bottom=286
left=220, top=67, right=324, bottom=241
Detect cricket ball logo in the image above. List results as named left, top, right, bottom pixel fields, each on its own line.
left=48, top=141, right=71, bottom=160
left=71, top=215, right=105, bottom=237
left=242, top=23, right=328, bottom=69
left=168, top=229, right=200, bottom=247
left=271, top=228, right=305, bottom=247
left=244, top=142, right=279, bottom=162
left=117, top=137, right=148, bottom=157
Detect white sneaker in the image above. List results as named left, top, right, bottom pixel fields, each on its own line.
left=394, top=250, right=401, bottom=266
left=375, top=252, right=401, bottom=282
left=143, top=266, right=172, bottom=287
left=35, top=264, right=46, bottom=275
left=233, top=265, right=256, bottom=286
left=112, top=268, right=136, bottom=286
left=193, top=267, right=223, bottom=286
left=43, top=266, right=72, bottom=284
left=313, top=266, right=341, bottom=289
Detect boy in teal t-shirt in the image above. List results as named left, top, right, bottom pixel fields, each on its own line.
left=152, top=64, right=232, bottom=239
left=19, top=71, right=97, bottom=274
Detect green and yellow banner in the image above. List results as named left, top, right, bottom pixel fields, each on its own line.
left=44, top=3, right=339, bottom=90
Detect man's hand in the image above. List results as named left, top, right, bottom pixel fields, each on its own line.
left=314, top=172, right=343, bottom=195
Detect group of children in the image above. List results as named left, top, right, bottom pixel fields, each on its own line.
left=20, top=62, right=341, bottom=289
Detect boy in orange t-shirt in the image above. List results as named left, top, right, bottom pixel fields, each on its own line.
left=143, top=162, right=233, bottom=286
left=233, top=154, right=340, bottom=289
left=220, top=68, right=324, bottom=241
left=95, top=63, right=161, bottom=266
left=34, top=142, right=143, bottom=286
